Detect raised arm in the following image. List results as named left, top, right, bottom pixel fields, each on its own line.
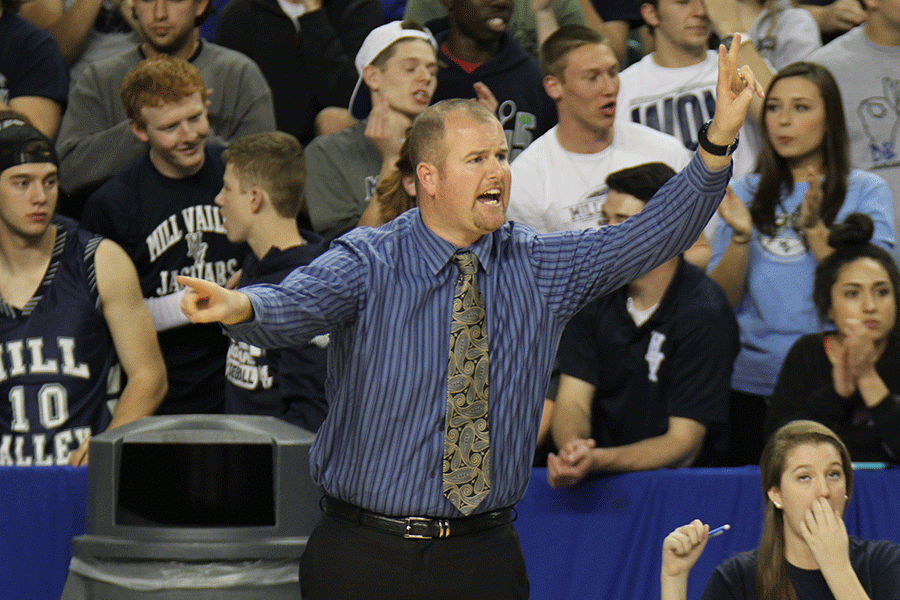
left=700, top=36, right=766, bottom=172
left=575, top=0, right=629, bottom=65
left=799, top=0, right=866, bottom=37
left=298, top=0, right=382, bottom=108
left=829, top=320, right=900, bottom=458
left=537, top=43, right=764, bottom=319
left=799, top=497, right=872, bottom=600
left=0, top=16, right=68, bottom=139
left=70, top=240, right=168, bottom=465
left=661, top=520, right=710, bottom=600
left=3, top=96, right=62, bottom=141
left=533, top=0, right=561, bottom=50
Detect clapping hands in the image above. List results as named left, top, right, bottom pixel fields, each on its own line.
left=799, top=166, right=824, bottom=230
left=827, top=319, right=880, bottom=398
left=718, top=185, right=752, bottom=244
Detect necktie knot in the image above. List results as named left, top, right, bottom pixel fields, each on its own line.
left=451, top=251, right=479, bottom=276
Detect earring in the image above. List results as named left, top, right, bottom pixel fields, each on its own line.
left=774, top=502, right=782, bottom=509
left=844, top=495, right=849, bottom=500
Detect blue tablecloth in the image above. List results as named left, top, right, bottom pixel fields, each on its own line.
left=2, top=465, right=898, bottom=600
left=1, top=466, right=87, bottom=600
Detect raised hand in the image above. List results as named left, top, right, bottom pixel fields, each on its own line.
left=706, top=34, right=766, bottom=149
left=843, top=320, right=880, bottom=379
left=662, top=520, right=710, bottom=578
left=365, top=94, right=411, bottom=162
left=177, top=275, right=253, bottom=325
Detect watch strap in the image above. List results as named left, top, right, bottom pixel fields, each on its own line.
left=697, top=120, right=739, bottom=156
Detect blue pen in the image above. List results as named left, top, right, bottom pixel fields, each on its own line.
left=709, top=524, right=731, bottom=538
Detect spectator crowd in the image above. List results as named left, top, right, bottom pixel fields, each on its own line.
left=2, top=0, right=900, bottom=595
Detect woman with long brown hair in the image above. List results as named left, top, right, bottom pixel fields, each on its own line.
left=708, top=62, right=895, bottom=466
left=661, top=420, right=900, bottom=600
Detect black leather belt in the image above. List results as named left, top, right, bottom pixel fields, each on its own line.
left=322, top=496, right=515, bottom=539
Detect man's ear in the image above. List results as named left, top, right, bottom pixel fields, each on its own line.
left=362, top=64, right=380, bottom=92
left=402, top=175, right=417, bottom=199
left=250, top=187, right=266, bottom=214
left=195, top=0, right=210, bottom=19
left=640, top=2, right=660, bottom=28
left=544, top=74, right=563, bottom=102
left=417, top=161, right=438, bottom=198
left=129, top=119, right=149, bottom=143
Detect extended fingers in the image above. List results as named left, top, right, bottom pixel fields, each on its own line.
left=812, top=497, right=831, bottom=523
left=176, top=275, right=213, bottom=294
left=718, top=36, right=762, bottom=98
left=716, top=43, right=733, bottom=96
left=736, top=65, right=765, bottom=99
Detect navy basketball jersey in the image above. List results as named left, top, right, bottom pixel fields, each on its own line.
left=0, top=217, right=120, bottom=466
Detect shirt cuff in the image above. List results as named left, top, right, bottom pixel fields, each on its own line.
left=685, top=150, right=733, bottom=194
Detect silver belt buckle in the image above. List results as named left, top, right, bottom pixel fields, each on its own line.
left=404, top=517, right=450, bottom=539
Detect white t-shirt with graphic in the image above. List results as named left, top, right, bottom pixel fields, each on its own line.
left=617, top=51, right=760, bottom=178
left=508, top=121, right=691, bottom=233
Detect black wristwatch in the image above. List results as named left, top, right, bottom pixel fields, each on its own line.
left=697, top=120, right=739, bottom=156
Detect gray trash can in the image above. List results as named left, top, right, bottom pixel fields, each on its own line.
left=60, top=415, right=320, bottom=599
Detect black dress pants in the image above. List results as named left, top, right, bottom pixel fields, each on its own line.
left=299, top=513, right=530, bottom=599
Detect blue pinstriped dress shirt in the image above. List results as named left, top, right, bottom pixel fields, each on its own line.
left=226, top=151, right=731, bottom=518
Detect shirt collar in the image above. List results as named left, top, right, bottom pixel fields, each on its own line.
left=407, top=209, right=496, bottom=276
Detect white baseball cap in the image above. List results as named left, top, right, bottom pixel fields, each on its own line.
left=349, top=21, right=438, bottom=119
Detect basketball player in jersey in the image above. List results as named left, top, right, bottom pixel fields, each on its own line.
left=0, top=113, right=167, bottom=466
